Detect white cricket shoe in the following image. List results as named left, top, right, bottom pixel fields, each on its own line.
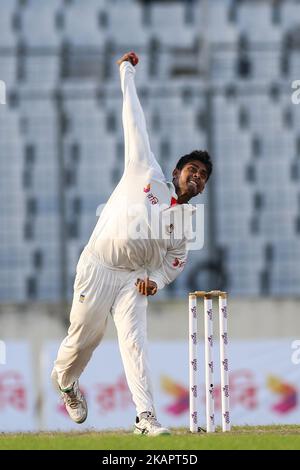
left=51, top=370, right=87, bottom=424
left=60, top=380, right=88, bottom=424
left=134, top=412, right=171, bottom=436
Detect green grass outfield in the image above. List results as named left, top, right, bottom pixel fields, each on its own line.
left=1, top=426, right=300, bottom=450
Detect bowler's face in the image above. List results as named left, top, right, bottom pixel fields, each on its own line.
left=176, top=160, right=208, bottom=198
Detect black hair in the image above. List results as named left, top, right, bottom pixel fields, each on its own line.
left=175, top=150, right=213, bottom=181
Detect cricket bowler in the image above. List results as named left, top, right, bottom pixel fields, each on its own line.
left=51, top=51, right=212, bottom=435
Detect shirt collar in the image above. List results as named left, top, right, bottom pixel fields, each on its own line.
left=166, top=181, right=177, bottom=199
left=166, top=181, right=178, bottom=203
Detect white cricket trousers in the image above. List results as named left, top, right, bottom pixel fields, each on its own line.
left=53, top=248, right=155, bottom=415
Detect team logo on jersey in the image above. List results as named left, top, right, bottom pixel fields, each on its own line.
left=143, top=183, right=158, bottom=204
left=79, top=294, right=85, bottom=303
left=147, top=193, right=159, bottom=204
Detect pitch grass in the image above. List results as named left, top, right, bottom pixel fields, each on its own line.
left=1, top=426, right=300, bottom=450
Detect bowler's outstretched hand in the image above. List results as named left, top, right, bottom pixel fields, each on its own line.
left=117, top=51, right=139, bottom=67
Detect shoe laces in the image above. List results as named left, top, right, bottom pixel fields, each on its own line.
left=62, top=382, right=82, bottom=409
left=141, top=412, right=161, bottom=428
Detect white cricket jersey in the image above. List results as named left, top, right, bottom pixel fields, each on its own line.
left=86, top=61, right=195, bottom=289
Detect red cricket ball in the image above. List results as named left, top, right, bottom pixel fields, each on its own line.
left=130, top=52, right=139, bottom=66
